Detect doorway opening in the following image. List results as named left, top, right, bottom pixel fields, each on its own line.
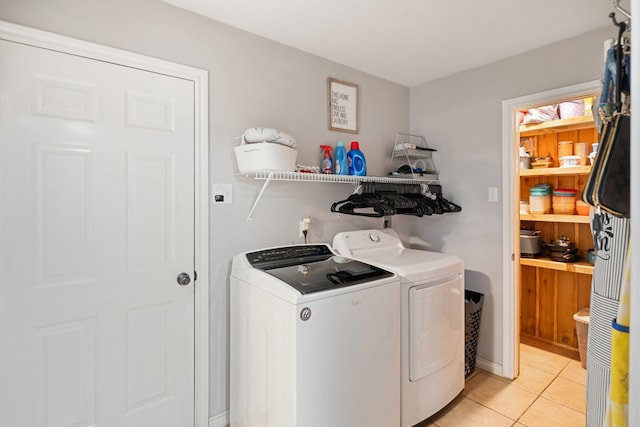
left=501, top=80, right=601, bottom=380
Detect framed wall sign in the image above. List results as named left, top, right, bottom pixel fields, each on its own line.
left=328, top=78, right=359, bottom=133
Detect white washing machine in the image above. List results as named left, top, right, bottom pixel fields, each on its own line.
left=230, top=244, right=401, bottom=427
left=333, top=229, right=464, bottom=427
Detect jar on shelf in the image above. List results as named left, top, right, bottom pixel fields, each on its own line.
left=558, top=140, right=574, bottom=159
left=529, top=185, right=551, bottom=214
left=552, top=188, right=577, bottom=215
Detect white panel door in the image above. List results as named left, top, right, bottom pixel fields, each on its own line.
left=0, top=39, right=195, bottom=427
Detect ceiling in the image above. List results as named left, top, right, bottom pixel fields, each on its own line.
left=162, top=0, right=628, bottom=87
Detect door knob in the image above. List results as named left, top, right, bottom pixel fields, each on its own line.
left=176, top=272, right=191, bottom=286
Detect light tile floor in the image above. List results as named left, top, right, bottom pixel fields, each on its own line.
left=422, top=343, right=586, bottom=427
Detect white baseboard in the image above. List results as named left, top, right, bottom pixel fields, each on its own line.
left=209, top=411, right=229, bottom=427
left=475, top=356, right=503, bottom=377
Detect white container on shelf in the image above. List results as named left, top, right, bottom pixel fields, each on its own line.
left=234, top=142, right=297, bottom=173
left=559, top=100, right=585, bottom=119
left=559, top=155, right=581, bottom=167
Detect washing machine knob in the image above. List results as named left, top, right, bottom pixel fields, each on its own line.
left=368, top=232, right=380, bottom=242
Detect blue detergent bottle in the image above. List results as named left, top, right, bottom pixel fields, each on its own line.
left=334, top=140, right=348, bottom=175
left=347, top=141, right=366, bottom=176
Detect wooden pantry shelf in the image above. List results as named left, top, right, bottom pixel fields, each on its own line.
left=517, top=99, right=597, bottom=356
left=520, top=257, right=594, bottom=275
left=520, top=213, right=591, bottom=224
left=519, top=166, right=591, bottom=177
left=519, top=115, right=595, bottom=137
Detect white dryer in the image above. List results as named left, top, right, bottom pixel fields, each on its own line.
left=333, top=229, right=464, bottom=427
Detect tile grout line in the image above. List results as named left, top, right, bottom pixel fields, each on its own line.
left=461, top=370, right=534, bottom=424
left=535, top=360, right=588, bottom=414
left=429, top=353, right=585, bottom=426
left=514, top=361, right=566, bottom=424
left=513, top=359, right=589, bottom=424
left=465, top=359, right=576, bottom=424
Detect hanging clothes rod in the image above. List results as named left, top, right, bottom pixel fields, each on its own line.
left=613, top=0, right=631, bottom=20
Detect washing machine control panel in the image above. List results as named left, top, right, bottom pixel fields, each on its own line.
left=246, top=244, right=333, bottom=269
left=333, top=229, right=403, bottom=255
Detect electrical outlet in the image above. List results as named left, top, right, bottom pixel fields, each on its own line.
left=299, top=216, right=311, bottom=238
left=383, top=216, right=392, bottom=229
left=212, top=183, right=232, bottom=204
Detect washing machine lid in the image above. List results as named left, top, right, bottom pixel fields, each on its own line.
left=245, top=244, right=394, bottom=294
left=333, top=229, right=463, bottom=282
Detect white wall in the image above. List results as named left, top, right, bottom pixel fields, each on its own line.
left=1, top=0, right=622, bottom=418
left=409, top=26, right=612, bottom=367
left=0, top=0, right=412, bottom=418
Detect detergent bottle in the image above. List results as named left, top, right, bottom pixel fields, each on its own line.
left=320, top=145, right=333, bottom=174
left=347, top=141, right=366, bottom=176
left=334, top=140, right=348, bottom=175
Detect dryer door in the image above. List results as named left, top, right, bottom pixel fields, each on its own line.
left=408, top=274, right=463, bottom=381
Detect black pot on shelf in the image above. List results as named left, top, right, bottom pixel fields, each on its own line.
left=546, top=236, right=579, bottom=263
left=548, top=248, right=580, bottom=263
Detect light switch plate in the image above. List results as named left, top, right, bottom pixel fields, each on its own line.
left=488, top=187, right=499, bottom=202
left=212, top=183, right=232, bottom=204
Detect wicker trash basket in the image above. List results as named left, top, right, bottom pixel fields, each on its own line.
left=465, top=290, right=484, bottom=377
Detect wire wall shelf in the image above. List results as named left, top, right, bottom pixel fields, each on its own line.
left=248, top=170, right=438, bottom=184
left=240, top=170, right=439, bottom=222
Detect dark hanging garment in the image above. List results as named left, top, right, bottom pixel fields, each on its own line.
left=585, top=10, right=632, bottom=427
left=592, top=113, right=630, bottom=217
left=581, top=17, right=631, bottom=218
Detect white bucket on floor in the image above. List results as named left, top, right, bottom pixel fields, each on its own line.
left=574, top=308, right=590, bottom=369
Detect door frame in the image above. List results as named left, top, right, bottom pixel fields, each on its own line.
left=0, top=20, right=210, bottom=426
left=500, top=80, right=600, bottom=379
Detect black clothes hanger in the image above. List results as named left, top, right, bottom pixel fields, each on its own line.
left=331, top=182, right=461, bottom=217
left=331, top=194, right=396, bottom=217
